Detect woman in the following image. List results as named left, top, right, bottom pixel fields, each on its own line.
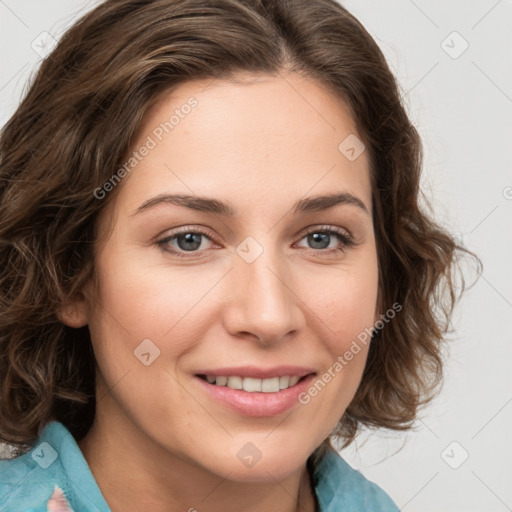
left=0, top=0, right=479, bottom=511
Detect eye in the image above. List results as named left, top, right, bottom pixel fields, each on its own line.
left=156, top=224, right=356, bottom=258
left=295, top=225, right=355, bottom=256
left=156, top=226, right=216, bottom=258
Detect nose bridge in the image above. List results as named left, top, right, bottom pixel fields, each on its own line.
left=223, top=235, right=304, bottom=342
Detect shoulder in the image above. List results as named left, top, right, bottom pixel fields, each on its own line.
left=313, top=447, right=400, bottom=512
left=0, top=421, right=109, bottom=512
left=0, top=425, right=68, bottom=511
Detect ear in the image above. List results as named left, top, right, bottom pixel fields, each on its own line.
left=58, top=291, right=89, bottom=328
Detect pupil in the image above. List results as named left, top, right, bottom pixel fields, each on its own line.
left=178, top=233, right=201, bottom=251
left=309, top=233, right=329, bottom=249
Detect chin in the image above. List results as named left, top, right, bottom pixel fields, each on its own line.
left=203, top=444, right=309, bottom=483
left=218, top=462, right=303, bottom=484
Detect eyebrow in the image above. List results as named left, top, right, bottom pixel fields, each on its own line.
left=130, top=191, right=369, bottom=217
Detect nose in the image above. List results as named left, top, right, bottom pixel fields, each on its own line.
left=221, top=242, right=306, bottom=346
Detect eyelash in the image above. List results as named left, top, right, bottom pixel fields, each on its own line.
left=156, top=225, right=356, bottom=258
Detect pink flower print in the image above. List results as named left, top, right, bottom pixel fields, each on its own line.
left=46, top=485, right=74, bottom=512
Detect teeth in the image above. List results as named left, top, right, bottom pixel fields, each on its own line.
left=243, top=377, right=262, bottom=392
left=227, top=376, right=243, bottom=389
left=261, top=377, right=280, bottom=393
left=205, top=375, right=304, bottom=392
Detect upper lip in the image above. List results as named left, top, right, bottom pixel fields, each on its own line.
left=195, top=365, right=317, bottom=379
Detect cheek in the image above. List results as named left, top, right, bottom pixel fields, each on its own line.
left=298, top=254, right=378, bottom=409
left=85, top=253, right=199, bottom=426
left=87, top=245, right=223, bottom=390
left=307, top=257, right=379, bottom=351
left=91, top=245, right=205, bottom=341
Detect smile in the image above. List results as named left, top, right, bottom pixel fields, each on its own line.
left=197, top=374, right=303, bottom=392
left=194, top=367, right=317, bottom=417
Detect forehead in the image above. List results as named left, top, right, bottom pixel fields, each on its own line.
left=107, top=72, right=371, bottom=222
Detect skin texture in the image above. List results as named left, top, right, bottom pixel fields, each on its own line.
left=60, top=71, right=380, bottom=512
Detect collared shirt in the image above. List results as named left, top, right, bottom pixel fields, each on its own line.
left=0, top=421, right=399, bottom=511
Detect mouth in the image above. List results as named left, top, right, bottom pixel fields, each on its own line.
left=193, top=367, right=317, bottom=417
left=196, top=374, right=311, bottom=392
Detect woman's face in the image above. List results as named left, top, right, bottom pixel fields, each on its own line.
left=66, top=72, right=379, bottom=482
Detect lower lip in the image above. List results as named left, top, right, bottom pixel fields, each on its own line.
left=194, top=374, right=316, bottom=417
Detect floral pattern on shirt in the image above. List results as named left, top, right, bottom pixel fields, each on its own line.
left=46, top=485, right=74, bottom=512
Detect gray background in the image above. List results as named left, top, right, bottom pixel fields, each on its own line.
left=1, top=1, right=511, bottom=511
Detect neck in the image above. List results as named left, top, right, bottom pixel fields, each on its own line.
left=78, top=398, right=317, bottom=512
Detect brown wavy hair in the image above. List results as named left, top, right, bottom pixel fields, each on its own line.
left=0, top=0, right=480, bottom=463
